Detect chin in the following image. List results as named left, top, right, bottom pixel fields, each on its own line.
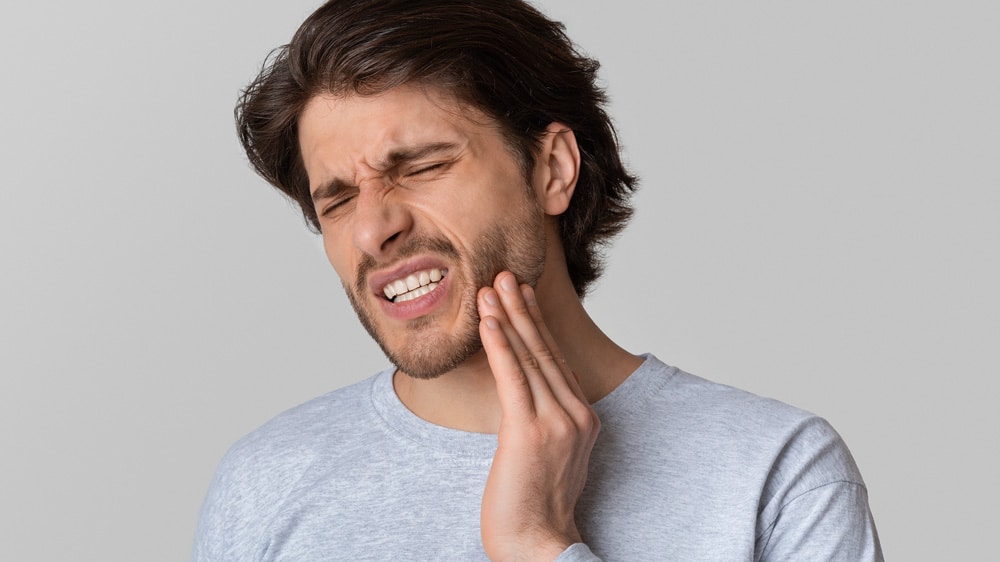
left=391, top=339, right=484, bottom=380
left=349, top=283, right=485, bottom=380
left=380, top=313, right=485, bottom=380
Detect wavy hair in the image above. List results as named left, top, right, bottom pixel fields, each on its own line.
left=236, top=0, right=637, bottom=296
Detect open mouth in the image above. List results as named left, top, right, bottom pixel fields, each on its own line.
left=382, top=268, right=447, bottom=303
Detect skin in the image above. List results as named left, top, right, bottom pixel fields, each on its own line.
left=298, top=85, right=643, bottom=561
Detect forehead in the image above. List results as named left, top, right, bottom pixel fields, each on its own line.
left=298, top=86, right=498, bottom=179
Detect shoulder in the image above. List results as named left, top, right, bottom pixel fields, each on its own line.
left=670, top=365, right=862, bottom=480
left=626, top=356, right=830, bottom=443
left=649, top=356, right=878, bottom=553
left=615, top=355, right=866, bottom=487
left=217, top=371, right=385, bottom=491
left=584, top=356, right=881, bottom=558
left=661, top=360, right=814, bottom=427
left=192, top=370, right=389, bottom=560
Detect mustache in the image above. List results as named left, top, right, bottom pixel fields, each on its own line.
left=354, top=237, right=461, bottom=294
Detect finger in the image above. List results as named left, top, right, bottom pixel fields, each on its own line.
left=479, top=311, right=537, bottom=422
left=479, top=286, right=558, bottom=414
left=492, top=273, right=581, bottom=410
left=484, top=280, right=562, bottom=411
left=516, top=284, right=598, bottom=435
left=519, top=284, right=588, bottom=404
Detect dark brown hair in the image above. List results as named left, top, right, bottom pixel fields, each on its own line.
left=236, top=0, right=637, bottom=296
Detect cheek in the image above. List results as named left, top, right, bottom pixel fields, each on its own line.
left=321, top=229, right=354, bottom=281
left=432, top=191, right=519, bottom=233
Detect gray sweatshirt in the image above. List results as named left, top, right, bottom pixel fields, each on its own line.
left=193, top=354, right=882, bottom=561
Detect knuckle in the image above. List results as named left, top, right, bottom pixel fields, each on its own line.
left=518, top=353, right=540, bottom=373
left=532, top=347, right=556, bottom=364
left=547, top=413, right=576, bottom=440
left=584, top=412, right=601, bottom=435
left=567, top=403, right=600, bottom=434
left=526, top=347, right=557, bottom=371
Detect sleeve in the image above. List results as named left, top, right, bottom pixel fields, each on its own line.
left=755, top=481, right=883, bottom=561
left=754, top=416, right=884, bottom=561
left=554, top=543, right=602, bottom=561
left=191, top=455, right=235, bottom=562
left=190, top=425, right=319, bottom=562
left=191, top=439, right=272, bottom=562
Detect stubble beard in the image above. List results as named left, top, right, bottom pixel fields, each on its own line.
left=345, top=197, right=546, bottom=380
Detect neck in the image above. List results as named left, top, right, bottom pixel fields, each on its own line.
left=393, top=265, right=642, bottom=434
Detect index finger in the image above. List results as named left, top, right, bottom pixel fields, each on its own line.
left=478, top=306, right=537, bottom=423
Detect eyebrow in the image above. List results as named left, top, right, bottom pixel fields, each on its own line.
left=311, top=177, right=352, bottom=203
left=311, top=141, right=460, bottom=203
left=377, top=141, right=460, bottom=170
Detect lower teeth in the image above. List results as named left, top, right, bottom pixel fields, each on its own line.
left=393, top=280, right=441, bottom=303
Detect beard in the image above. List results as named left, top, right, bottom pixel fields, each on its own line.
left=344, top=194, right=546, bottom=380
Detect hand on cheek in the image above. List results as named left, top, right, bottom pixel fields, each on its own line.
left=477, top=271, right=600, bottom=561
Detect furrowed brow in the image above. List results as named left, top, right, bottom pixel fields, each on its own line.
left=310, top=142, right=459, bottom=202
left=311, top=178, right=353, bottom=203
left=378, top=142, right=460, bottom=170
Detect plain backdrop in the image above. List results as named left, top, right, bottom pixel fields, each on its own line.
left=1, top=1, right=996, bottom=560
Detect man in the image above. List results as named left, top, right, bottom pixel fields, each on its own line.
left=195, top=0, right=882, bottom=560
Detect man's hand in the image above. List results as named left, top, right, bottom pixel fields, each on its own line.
left=477, top=271, right=601, bottom=561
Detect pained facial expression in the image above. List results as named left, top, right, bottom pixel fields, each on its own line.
left=298, top=86, right=547, bottom=379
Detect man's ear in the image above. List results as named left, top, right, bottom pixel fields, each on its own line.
left=533, top=122, right=580, bottom=216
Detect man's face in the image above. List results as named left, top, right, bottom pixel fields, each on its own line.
left=298, top=86, right=547, bottom=379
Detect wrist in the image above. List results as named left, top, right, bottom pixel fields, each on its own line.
left=485, top=530, right=579, bottom=562
left=521, top=531, right=580, bottom=562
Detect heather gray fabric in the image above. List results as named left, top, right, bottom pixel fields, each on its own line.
left=193, top=355, right=882, bottom=561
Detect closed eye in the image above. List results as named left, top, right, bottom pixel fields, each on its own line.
left=320, top=194, right=356, bottom=217
left=407, top=161, right=450, bottom=177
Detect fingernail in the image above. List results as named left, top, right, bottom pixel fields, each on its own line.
left=483, top=289, right=499, bottom=306
left=484, top=316, right=500, bottom=330
left=500, top=274, right=516, bottom=292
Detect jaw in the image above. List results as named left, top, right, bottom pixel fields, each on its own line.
left=346, top=264, right=484, bottom=380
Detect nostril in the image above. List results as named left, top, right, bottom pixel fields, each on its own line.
left=352, top=196, right=412, bottom=258
left=380, top=231, right=402, bottom=252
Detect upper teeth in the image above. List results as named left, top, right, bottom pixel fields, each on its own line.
left=383, top=268, right=445, bottom=302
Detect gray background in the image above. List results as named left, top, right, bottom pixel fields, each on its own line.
left=1, top=1, right=996, bottom=560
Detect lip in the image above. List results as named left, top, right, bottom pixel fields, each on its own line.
left=366, top=256, right=452, bottom=321
left=376, top=267, right=450, bottom=321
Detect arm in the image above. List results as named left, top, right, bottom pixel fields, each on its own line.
left=477, top=272, right=602, bottom=562
left=757, top=481, right=882, bottom=561
left=756, top=418, right=883, bottom=561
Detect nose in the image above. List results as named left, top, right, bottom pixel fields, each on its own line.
left=351, top=180, right=412, bottom=260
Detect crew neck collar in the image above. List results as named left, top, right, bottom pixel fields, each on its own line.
left=368, top=354, right=673, bottom=458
